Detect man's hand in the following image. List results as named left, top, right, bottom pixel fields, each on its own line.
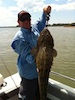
left=43, top=5, right=51, bottom=14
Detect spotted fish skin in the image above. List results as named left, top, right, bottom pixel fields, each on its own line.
left=31, top=28, right=55, bottom=100
left=36, top=28, right=55, bottom=100
left=36, top=46, right=53, bottom=100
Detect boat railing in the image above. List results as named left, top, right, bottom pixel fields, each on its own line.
left=51, top=71, right=75, bottom=82
left=47, top=71, right=75, bottom=100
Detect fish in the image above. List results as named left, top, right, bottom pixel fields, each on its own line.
left=31, top=28, right=57, bottom=100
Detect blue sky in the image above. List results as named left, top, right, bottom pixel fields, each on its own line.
left=0, top=0, right=75, bottom=26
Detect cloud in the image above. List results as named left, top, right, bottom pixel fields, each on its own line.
left=0, top=0, right=75, bottom=26
left=0, top=7, right=17, bottom=26
left=55, top=0, right=60, bottom=1
left=51, top=2, right=75, bottom=11
left=68, top=0, right=74, bottom=2
left=15, top=0, right=46, bottom=12
left=0, top=0, right=2, bottom=5
left=14, top=0, right=75, bottom=12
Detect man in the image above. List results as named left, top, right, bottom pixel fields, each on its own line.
left=11, top=6, right=51, bottom=100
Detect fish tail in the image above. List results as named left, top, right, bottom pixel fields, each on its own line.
left=38, top=70, right=50, bottom=100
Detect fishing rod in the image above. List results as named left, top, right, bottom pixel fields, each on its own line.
left=0, top=56, right=17, bottom=88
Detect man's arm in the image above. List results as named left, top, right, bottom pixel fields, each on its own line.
left=32, top=6, right=51, bottom=34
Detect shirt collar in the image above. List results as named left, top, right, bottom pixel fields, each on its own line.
left=21, top=27, right=32, bottom=32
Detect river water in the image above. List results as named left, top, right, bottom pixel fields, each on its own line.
left=0, top=27, right=75, bottom=88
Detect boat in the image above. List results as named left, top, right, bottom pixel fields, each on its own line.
left=0, top=72, right=75, bottom=100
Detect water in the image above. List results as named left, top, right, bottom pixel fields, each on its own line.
left=0, top=27, right=75, bottom=88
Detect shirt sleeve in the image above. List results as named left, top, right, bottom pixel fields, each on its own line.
left=11, top=38, right=34, bottom=64
left=32, top=12, right=47, bottom=34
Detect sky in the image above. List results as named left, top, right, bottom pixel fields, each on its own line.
left=0, top=0, right=75, bottom=26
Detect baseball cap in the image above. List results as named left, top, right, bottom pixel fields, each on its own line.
left=18, top=10, right=31, bottom=22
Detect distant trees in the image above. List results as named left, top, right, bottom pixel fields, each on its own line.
left=16, top=22, right=75, bottom=27
left=48, top=22, right=75, bottom=27
left=71, top=23, right=75, bottom=26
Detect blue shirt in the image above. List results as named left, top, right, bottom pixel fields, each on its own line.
left=11, top=12, right=46, bottom=79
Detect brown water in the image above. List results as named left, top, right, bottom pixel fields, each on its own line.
left=0, top=27, right=75, bottom=88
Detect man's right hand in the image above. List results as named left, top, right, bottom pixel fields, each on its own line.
left=43, top=5, right=51, bottom=14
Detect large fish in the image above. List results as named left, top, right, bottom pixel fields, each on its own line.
left=31, top=28, right=57, bottom=100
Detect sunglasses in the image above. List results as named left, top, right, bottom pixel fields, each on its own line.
left=20, top=17, right=31, bottom=22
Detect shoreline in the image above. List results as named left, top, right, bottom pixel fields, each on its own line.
left=0, top=26, right=75, bottom=28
